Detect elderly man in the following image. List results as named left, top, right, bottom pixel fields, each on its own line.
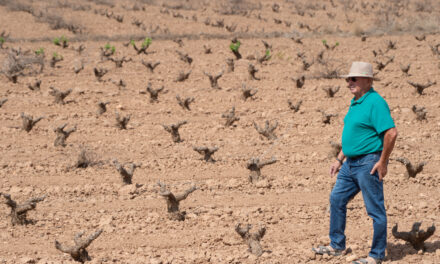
left=312, top=62, right=398, bottom=264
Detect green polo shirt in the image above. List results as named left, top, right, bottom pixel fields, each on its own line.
left=342, top=87, right=395, bottom=157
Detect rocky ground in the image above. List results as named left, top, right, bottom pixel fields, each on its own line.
left=0, top=0, right=439, bottom=263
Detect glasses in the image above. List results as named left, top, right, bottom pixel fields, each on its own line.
left=345, top=77, right=357, bottom=83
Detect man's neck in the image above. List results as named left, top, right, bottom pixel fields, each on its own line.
left=354, top=87, right=371, bottom=100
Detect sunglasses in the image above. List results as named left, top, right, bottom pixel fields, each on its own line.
left=345, top=77, right=357, bottom=83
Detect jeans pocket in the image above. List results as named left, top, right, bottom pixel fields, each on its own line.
left=370, top=169, right=380, bottom=181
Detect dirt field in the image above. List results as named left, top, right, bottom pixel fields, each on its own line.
left=0, top=0, right=439, bottom=263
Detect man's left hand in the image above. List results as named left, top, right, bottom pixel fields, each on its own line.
left=370, top=161, right=388, bottom=181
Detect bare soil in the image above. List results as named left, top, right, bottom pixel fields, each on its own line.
left=0, top=0, right=439, bottom=263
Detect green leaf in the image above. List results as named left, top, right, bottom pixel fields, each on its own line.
left=142, top=37, right=152, bottom=48
left=52, top=52, right=62, bottom=59
left=229, top=41, right=241, bottom=52
left=35, top=48, right=44, bottom=55
left=53, top=37, right=60, bottom=45
left=0, top=37, right=5, bottom=44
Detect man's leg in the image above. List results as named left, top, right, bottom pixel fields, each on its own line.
left=329, top=161, right=360, bottom=251
left=356, top=156, right=387, bottom=260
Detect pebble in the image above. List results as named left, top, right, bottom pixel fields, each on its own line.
left=318, top=236, right=328, bottom=244
left=346, top=254, right=358, bottom=262
left=227, top=178, right=240, bottom=188
left=118, top=184, right=137, bottom=196
left=20, top=257, right=36, bottom=263
left=149, top=258, right=163, bottom=264
left=255, top=179, right=271, bottom=188
left=419, top=201, right=428, bottom=209
left=305, top=250, right=316, bottom=260
left=99, top=215, right=114, bottom=226
left=401, top=108, right=411, bottom=113
left=350, top=244, right=359, bottom=251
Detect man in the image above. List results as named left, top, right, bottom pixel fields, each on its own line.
left=312, top=62, right=398, bottom=264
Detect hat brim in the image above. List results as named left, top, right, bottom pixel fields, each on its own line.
left=340, top=73, right=374, bottom=78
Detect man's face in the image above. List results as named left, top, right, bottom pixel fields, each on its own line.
left=346, top=77, right=372, bottom=98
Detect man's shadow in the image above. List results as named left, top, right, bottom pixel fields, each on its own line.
left=386, top=241, right=440, bottom=261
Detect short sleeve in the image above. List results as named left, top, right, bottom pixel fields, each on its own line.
left=370, top=97, right=395, bottom=134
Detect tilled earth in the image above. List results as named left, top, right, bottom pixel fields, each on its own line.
left=0, top=0, right=439, bottom=263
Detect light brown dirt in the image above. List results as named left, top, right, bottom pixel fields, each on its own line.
left=0, top=0, right=439, bottom=263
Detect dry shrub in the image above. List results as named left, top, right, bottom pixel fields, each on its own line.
left=3, top=1, right=34, bottom=14
left=315, top=63, right=343, bottom=79
left=320, top=25, right=337, bottom=35
left=304, top=2, right=324, bottom=11
left=314, top=50, right=344, bottom=80
left=138, top=0, right=156, bottom=4
left=406, top=16, right=440, bottom=33
left=368, top=1, right=440, bottom=35
left=74, top=146, right=100, bottom=169
left=352, top=23, right=366, bottom=37
left=38, top=13, right=83, bottom=34
left=162, top=0, right=201, bottom=10
left=338, top=0, right=355, bottom=9
left=371, top=2, right=406, bottom=33
left=1, top=49, right=44, bottom=82
left=1, top=1, right=83, bottom=34
left=215, top=0, right=261, bottom=15
left=87, top=0, right=115, bottom=7
left=414, top=0, right=433, bottom=13
left=56, top=1, right=91, bottom=11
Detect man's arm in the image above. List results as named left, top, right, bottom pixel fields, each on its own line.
left=330, top=150, right=345, bottom=177
left=371, top=127, right=398, bottom=181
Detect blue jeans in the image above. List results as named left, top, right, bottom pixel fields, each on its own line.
left=329, top=152, right=386, bottom=260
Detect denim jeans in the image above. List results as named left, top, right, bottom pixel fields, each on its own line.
left=329, top=151, right=386, bottom=260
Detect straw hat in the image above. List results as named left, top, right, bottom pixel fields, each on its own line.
left=341, top=61, right=374, bottom=78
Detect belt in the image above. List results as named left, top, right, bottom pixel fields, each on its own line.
left=349, top=151, right=381, bottom=161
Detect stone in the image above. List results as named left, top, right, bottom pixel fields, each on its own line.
left=318, top=236, right=328, bottom=244
left=350, top=244, right=359, bottom=251
left=305, top=250, right=316, bottom=260
left=419, top=201, right=428, bottom=209
left=255, top=179, right=271, bottom=188
left=346, top=254, right=358, bottom=262
left=227, top=178, right=240, bottom=188
left=9, top=186, right=21, bottom=195
left=99, top=215, right=114, bottom=226
left=149, top=258, right=163, bottom=264
left=19, top=257, right=36, bottom=264
left=118, top=184, right=137, bottom=196
left=401, top=107, right=411, bottom=113
left=261, top=251, right=270, bottom=258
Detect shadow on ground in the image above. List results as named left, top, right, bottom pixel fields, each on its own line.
left=386, top=241, right=440, bottom=261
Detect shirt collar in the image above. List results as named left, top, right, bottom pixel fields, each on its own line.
left=350, top=87, right=375, bottom=106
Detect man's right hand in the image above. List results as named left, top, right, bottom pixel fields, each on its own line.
left=330, top=160, right=342, bottom=177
